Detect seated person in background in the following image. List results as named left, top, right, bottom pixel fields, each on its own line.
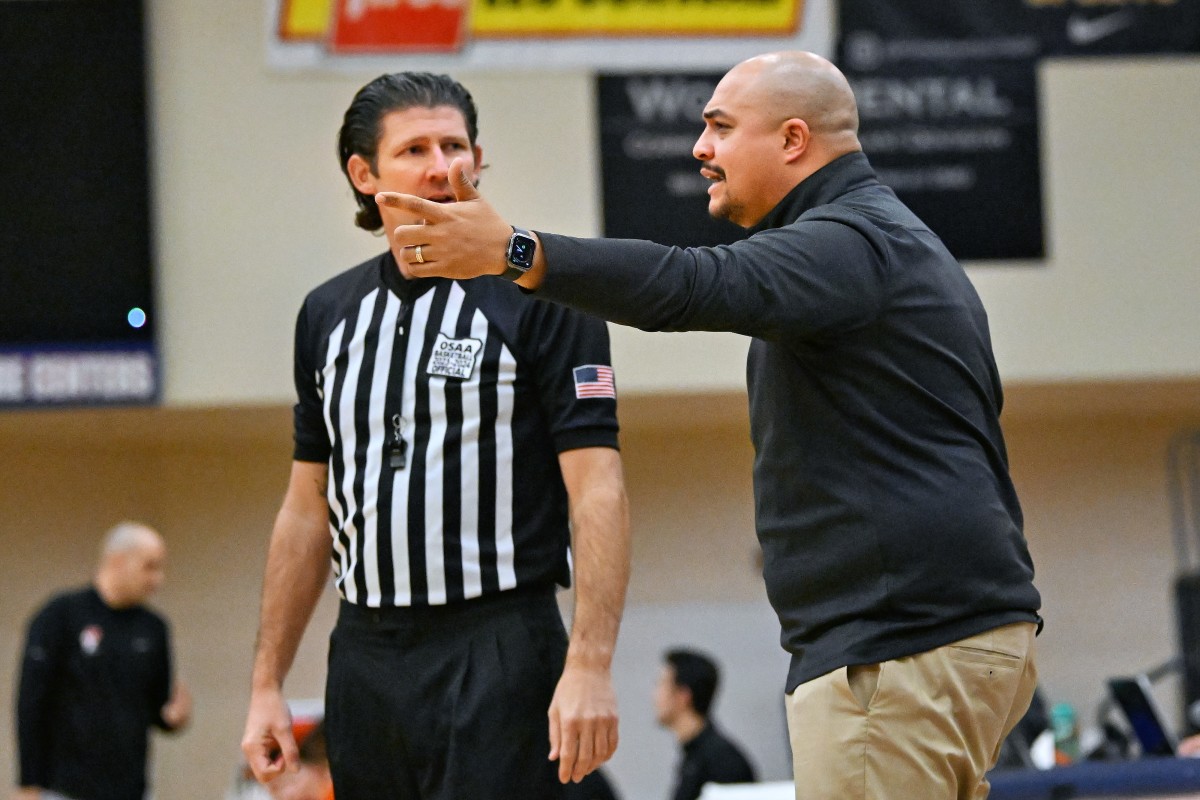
left=1179, top=736, right=1200, bottom=757
left=655, top=648, right=757, bottom=800
left=267, top=720, right=333, bottom=800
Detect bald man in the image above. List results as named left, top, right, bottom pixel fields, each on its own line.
left=13, top=522, right=191, bottom=800
left=377, top=51, right=1042, bottom=799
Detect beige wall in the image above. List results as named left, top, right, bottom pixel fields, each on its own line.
left=5, top=0, right=1200, bottom=797
left=141, top=0, right=1200, bottom=404
left=3, top=386, right=1199, bottom=799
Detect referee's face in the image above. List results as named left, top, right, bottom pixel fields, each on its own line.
left=346, top=105, right=483, bottom=273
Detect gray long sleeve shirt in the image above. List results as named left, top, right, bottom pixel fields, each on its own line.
left=535, top=152, right=1040, bottom=691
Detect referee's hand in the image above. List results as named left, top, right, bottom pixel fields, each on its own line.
left=548, top=661, right=620, bottom=783
left=241, top=687, right=299, bottom=783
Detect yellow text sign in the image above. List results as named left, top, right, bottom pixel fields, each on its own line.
left=278, top=0, right=334, bottom=40
left=277, top=0, right=803, bottom=43
left=471, top=0, right=802, bottom=37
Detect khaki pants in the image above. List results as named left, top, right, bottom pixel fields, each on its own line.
left=786, top=622, right=1038, bottom=800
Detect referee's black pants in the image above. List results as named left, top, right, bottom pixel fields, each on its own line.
left=325, top=586, right=568, bottom=800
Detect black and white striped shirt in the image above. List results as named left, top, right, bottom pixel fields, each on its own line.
left=293, top=252, right=619, bottom=607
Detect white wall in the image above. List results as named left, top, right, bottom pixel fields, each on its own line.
left=970, top=57, right=1200, bottom=382
left=146, top=0, right=1200, bottom=404
left=606, top=601, right=793, bottom=800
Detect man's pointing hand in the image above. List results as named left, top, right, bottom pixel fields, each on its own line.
left=377, top=158, right=544, bottom=287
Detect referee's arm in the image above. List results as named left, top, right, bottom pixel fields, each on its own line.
left=549, top=445, right=631, bottom=784
left=241, top=460, right=331, bottom=784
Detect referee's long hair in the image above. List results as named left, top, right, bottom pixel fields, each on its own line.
left=337, top=72, right=480, bottom=233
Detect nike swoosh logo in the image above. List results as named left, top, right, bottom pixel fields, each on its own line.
left=1066, top=11, right=1134, bottom=46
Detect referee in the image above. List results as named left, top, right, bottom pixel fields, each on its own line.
left=240, top=73, right=631, bottom=800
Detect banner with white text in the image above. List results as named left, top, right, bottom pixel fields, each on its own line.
left=0, top=0, right=160, bottom=408
left=597, top=73, right=745, bottom=248
left=838, top=2, right=1046, bottom=261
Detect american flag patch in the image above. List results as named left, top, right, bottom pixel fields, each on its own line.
left=573, top=365, right=616, bottom=399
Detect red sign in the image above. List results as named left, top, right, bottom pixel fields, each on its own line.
left=331, top=0, right=469, bottom=53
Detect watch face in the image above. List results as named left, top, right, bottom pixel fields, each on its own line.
left=508, top=232, right=536, bottom=270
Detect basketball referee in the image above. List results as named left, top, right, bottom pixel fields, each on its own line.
left=241, top=73, right=631, bottom=800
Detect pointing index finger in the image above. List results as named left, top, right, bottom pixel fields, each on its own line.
left=374, top=192, right=449, bottom=221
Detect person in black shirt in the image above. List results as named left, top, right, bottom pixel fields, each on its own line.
left=655, top=649, right=755, bottom=800
left=379, top=50, right=1042, bottom=800
left=240, top=73, right=631, bottom=800
left=12, top=521, right=192, bottom=800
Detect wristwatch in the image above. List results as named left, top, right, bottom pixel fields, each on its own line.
left=502, top=227, right=537, bottom=281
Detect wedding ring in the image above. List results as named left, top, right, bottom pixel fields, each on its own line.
left=414, top=245, right=425, bottom=264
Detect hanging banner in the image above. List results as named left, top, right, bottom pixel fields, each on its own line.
left=1028, top=0, right=1200, bottom=56
left=0, top=0, right=160, bottom=407
left=838, top=3, right=1045, bottom=261
left=0, top=346, right=158, bottom=409
left=267, top=0, right=830, bottom=71
left=284, top=0, right=801, bottom=47
left=837, top=3, right=1199, bottom=63
left=597, top=73, right=745, bottom=249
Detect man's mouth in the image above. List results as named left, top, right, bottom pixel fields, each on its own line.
left=700, top=164, right=724, bottom=183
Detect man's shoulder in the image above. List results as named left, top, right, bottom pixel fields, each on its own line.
left=805, top=183, right=934, bottom=240
left=303, top=252, right=388, bottom=309
left=38, top=585, right=92, bottom=612
left=26, top=586, right=95, bottom=632
left=133, top=604, right=171, bottom=631
left=698, top=724, right=751, bottom=758
left=694, top=724, right=756, bottom=781
left=461, top=275, right=610, bottom=341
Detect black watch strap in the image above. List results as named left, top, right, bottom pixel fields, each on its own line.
left=501, top=264, right=527, bottom=281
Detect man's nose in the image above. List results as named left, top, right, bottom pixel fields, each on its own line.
left=428, top=148, right=451, bottom=179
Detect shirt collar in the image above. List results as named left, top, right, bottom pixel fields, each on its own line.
left=748, top=151, right=879, bottom=235
left=682, top=722, right=714, bottom=755
left=379, top=249, right=435, bottom=302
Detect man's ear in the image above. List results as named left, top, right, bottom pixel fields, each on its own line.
left=681, top=686, right=696, bottom=712
left=470, top=144, right=484, bottom=186
left=346, top=154, right=377, bottom=195
left=782, top=118, right=810, bottom=164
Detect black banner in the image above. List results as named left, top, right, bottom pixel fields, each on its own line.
left=1030, top=1, right=1200, bottom=56
left=597, top=73, right=745, bottom=249
left=838, top=4, right=1046, bottom=260
left=843, top=0, right=1200, bottom=58
left=0, top=0, right=158, bottom=406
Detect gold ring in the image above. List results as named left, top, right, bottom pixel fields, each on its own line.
left=414, top=245, right=425, bottom=264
